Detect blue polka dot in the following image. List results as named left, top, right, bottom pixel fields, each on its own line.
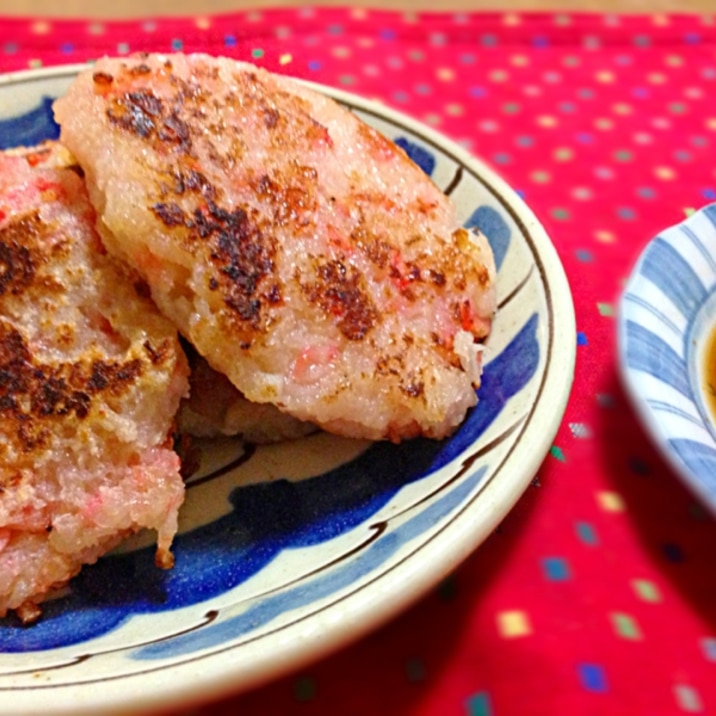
left=578, top=88, right=595, bottom=100
left=308, top=60, right=322, bottom=71
left=633, top=36, right=650, bottom=47
left=379, top=28, right=395, bottom=40
left=576, top=132, right=594, bottom=144
left=516, top=136, right=534, bottom=148
left=532, top=36, right=550, bottom=48
left=60, top=43, right=74, bottom=54
left=224, top=35, right=237, bottom=48
left=3, top=42, right=17, bottom=54
left=618, top=207, right=637, bottom=220
left=675, top=150, right=692, bottom=162
left=616, top=54, right=634, bottom=64
left=576, top=521, right=598, bottom=544
left=685, top=32, right=701, bottom=45
left=492, top=152, right=511, bottom=165
left=575, top=249, right=593, bottom=262
left=543, top=557, right=570, bottom=581
left=415, top=84, right=432, bottom=96
left=515, top=189, right=527, bottom=200
left=171, top=38, right=183, bottom=51
left=577, top=332, right=589, bottom=346
left=637, top=187, right=657, bottom=199
left=393, top=91, right=409, bottom=103
left=481, top=34, right=498, bottom=47
left=469, top=86, right=487, bottom=98
left=632, top=87, right=650, bottom=99
left=460, top=53, right=476, bottom=64
left=703, top=188, right=716, bottom=200
left=559, top=102, right=577, bottom=113
left=692, top=136, right=709, bottom=147
left=579, top=664, right=608, bottom=693
left=663, top=543, right=685, bottom=562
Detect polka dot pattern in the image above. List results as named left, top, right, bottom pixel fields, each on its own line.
left=2, top=9, right=716, bottom=716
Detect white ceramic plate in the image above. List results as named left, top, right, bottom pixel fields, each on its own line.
left=619, top=204, right=716, bottom=515
left=0, top=64, right=576, bottom=715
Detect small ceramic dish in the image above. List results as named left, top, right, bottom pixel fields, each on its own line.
left=0, top=63, right=576, bottom=715
left=619, top=204, right=716, bottom=514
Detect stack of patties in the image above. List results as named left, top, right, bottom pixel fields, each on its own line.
left=0, top=52, right=497, bottom=621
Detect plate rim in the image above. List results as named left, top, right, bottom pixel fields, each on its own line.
left=0, top=62, right=577, bottom=715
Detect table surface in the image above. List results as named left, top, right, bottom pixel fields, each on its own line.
left=1, top=0, right=715, bottom=18
left=1, top=5, right=716, bottom=716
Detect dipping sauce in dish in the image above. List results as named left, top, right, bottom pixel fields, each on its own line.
left=704, top=325, right=716, bottom=423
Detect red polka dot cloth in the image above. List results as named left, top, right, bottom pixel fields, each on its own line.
left=2, top=8, right=716, bottom=716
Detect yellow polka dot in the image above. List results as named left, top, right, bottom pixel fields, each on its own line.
left=554, top=147, right=574, bottom=162
left=537, top=116, right=558, bottom=128
left=655, top=166, right=676, bottom=181
left=497, top=610, right=531, bottom=638
left=195, top=16, right=211, bottom=30
left=633, top=132, right=653, bottom=144
left=595, top=118, right=614, bottom=131
left=613, top=103, right=633, bottom=115
left=28, top=58, right=43, bottom=69
left=87, top=22, right=105, bottom=35
left=490, top=70, right=509, bottom=82
left=510, top=55, right=529, bottom=67
left=332, top=47, right=351, bottom=59
left=31, top=21, right=51, bottom=35
left=595, top=230, right=615, bottom=243
left=597, top=491, right=625, bottom=511
left=706, top=118, right=716, bottom=131
left=351, top=7, right=367, bottom=19
left=403, top=11, right=418, bottom=23
left=446, top=103, right=464, bottom=117
left=652, top=13, right=671, bottom=26
left=502, top=13, right=521, bottom=26
left=425, top=114, right=442, bottom=126
left=595, top=71, right=615, bottom=83
left=666, top=54, right=684, bottom=67
left=437, top=68, right=455, bottom=82
left=648, top=73, right=667, bottom=85
left=279, top=54, right=293, bottom=66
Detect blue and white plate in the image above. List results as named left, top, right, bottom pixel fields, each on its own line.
left=0, top=64, right=575, bottom=715
left=619, top=204, right=716, bottom=514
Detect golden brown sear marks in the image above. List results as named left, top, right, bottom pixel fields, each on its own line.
left=301, top=259, right=377, bottom=341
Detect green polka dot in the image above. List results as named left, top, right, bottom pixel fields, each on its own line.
left=339, top=75, right=356, bottom=86
left=554, top=13, right=572, bottom=26
left=531, top=170, right=551, bottom=183
left=669, top=102, right=687, bottom=114
left=563, top=55, right=581, bottom=67
left=425, top=113, right=442, bottom=126
left=632, top=579, right=661, bottom=603
left=251, top=48, right=264, bottom=59
left=405, top=657, right=427, bottom=683
left=611, top=612, right=642, bottom=640
left=666, top=54, right=684, bottom=67
left=550, top=445, right=566, bottom=462
left=552, top=208, right=571, bottom=220
left=614, top=150, right=633, bottom=162
left=117, top=42, right=130, bottom=54
left=597, top=302, right=615, bottom=317
left=28, top=58, right=43, bottom=68
left=294, top=676, right=316, bottom=702
left=409, top=50, right=425, bottom=61
left=503, top=102, right=521, bottom=114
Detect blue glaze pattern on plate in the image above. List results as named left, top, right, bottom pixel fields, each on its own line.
left=0, top=67, right=575, bottom=715
left=0, top=96, right=58, bottom=149
left=619, top=202, right=716, bottom=515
